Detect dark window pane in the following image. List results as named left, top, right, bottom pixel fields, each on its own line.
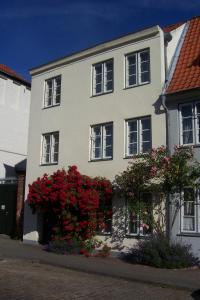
left=183, top=131, right=193, bottom=144
left=128, top=55, right=136, bottom=65
left=181, top=105, right=192, bottom=117
left=95, top=65, right=102, bottom=75
left=141, top=118, right=150, bottom=130
left=96, top=84, right=102, bottom=94
left=95, top=148, right=101, bottom=158
left=142, top=130, right=150, bottom=142
left=129, top=132, right=137, bottom=143
left=129, top=65, right=136, bottom=75
left=106, top=62, right=113, bottom=72
left=128, top=121, right=137, bottom=132
left=129, top=75, right=136, bottom=86
left=105, top=146, right=112, bottom=157
left=141, top=61, right=149, bottom=72
left=142, top=141, right=151, bottom=153
left=129, top=143, right=137, bottom=155
left=106, top=81, right=113, bottom=91
left=140, top=51, right=149, bottom=62
left=182, top=118, right=193, bottom=130
left=141, top=72, right=150, bottom=83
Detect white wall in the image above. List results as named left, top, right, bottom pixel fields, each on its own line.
left=24, top=27, right=166, bottom=244
left=0, top=75, right=30, bottom=178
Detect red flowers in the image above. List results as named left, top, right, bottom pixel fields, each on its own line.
left=28, top=166, right=113, bottom=251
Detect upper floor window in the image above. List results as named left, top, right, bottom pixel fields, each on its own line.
left=125, top=49, right=150, bottom=88
left=41, top=132, right=59, bottom=165
left=126, top=193, right=152, bottom=236
left=181, top=188, right=200, bottom=233
left=90, top=123, right=113, bottom=160
left=92, top=60, right=113, bottom=96
left=179, top=102, right=200, bottom=145
left=125, top=117, right=151, bottom=157
left=44, top=76, right=61, bottom=108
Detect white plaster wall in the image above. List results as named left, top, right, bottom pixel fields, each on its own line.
left=166, top=24, right=186, bottom=70
left=0, top=76, right=30, bottom=178
left=24, top=28, right=166, bottom=244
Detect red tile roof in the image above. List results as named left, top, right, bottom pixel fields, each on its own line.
left=0, top=64, right=30, bottom=87
left=167, top=16, right=200, bottom=94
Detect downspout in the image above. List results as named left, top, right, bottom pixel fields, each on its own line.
left=161, top=22, right=189, bottom=239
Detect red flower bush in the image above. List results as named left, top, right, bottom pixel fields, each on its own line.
left=28, top=166, right=113, bottom=252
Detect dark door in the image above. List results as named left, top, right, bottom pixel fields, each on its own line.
left=0, top=184, right=17, bottom=235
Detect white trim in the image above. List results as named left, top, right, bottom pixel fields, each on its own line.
left=125, top=116, right=151, bottom=157
left=92, top=60, right=113, bottom=96
left=41, top=131, right=59, bottom=165
left=125, top=48, right=150, bottom=89
left=179, top=102, right=200, bottom=146
left=90, top=123, right=113, bottom=160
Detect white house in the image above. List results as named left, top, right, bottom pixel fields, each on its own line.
left=23, top=23, right=186, bottom=250
left=0, top=64, right=31, bottom=179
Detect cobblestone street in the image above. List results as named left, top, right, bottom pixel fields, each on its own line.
left=0, top=258, right=196, bottom=300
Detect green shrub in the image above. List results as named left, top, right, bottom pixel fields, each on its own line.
left=122, top=235, right=200, bottom=269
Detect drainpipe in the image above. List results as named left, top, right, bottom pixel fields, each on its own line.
left=162, top=32, right=172, bottom=239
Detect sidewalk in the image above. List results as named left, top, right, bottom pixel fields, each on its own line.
left=0, top=235, right=199, bottom=291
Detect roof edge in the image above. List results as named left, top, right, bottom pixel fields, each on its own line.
left=30, top=25, right=161, bottom=77
left=0, top=69, right=31, bottom=88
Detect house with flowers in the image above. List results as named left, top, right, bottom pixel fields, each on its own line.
left=164, top=16, right=200, bottom=258
left=23, top=16, right=199, bottom=256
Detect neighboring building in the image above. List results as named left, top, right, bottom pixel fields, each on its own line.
left=165, top=17, right=200, bottom=258
left=0, top=65, right=31, bottom=236
left=23, top=20, right=191, bottom=250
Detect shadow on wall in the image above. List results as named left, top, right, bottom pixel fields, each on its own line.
left=152, top=96, right=165, bottom=115
left=110, top=196, right=127, bottom=250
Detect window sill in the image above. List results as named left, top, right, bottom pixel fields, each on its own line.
left=177, top=233, right=200, bottom=237
left=42, top=104, right=60, bottom=110
left=40, top=162, right=58, bottom=166
left=179, top=144, right=200, bottom=149
left=125, top=234, right=151, bottom=239
left=89, top=158, right=113, bottom=162
left=96, top=232, right=112, bottom=236
left=91, top=90, right=113, bottom=98
left=123, top=82, right=150, bottom=90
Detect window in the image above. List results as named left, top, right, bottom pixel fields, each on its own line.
left=90, top=123, right=113, bottom=160
left=97, top=202, right=112, bottom=235
left=41, top=132, right=59, bottom=164
left=125, top=117, right=151, bottom=157
left=44, top=76, right=61, bottom=107
left=180, top=102, right=200, bottom=145
left=126, top=194, right=152, bottom=236
left=92, top=60, right=113, bottom=95
left=125, top=49, right=150, bottom=88
left=181, top=188, right=200, bottom=233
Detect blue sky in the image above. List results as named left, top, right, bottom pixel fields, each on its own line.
left=1, top=0, right=200, bottom=80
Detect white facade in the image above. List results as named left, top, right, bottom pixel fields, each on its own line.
left=24, top=25, right=179, bottom=247
left=0, top=72, right=30, bottom=179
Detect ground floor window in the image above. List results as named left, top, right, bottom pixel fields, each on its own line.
left=181, top=188, right=200, bottom=233
left=126, top=193, right=153, bottom=236
left=96, top=200, right=112, bottom=235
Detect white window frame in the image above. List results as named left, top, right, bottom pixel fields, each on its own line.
left=179, top=102, right=200, bottom=146
left=125, top=49, right=150, bottom=88
left=181, top=188, right=200, bottom=234
left=44, top=75, right=61, bottom=108
left=41, top=132, right=59, bottom=165
left=126, top=194, right=152, bottom=237
left=90, top=123, right=113, bottom=160
left=125, top=116, right=151, bottom=157
left=92, top=60, right=113, bottom=96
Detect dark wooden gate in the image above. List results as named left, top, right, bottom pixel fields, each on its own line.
left=0, top=180, right=17, bottom=235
